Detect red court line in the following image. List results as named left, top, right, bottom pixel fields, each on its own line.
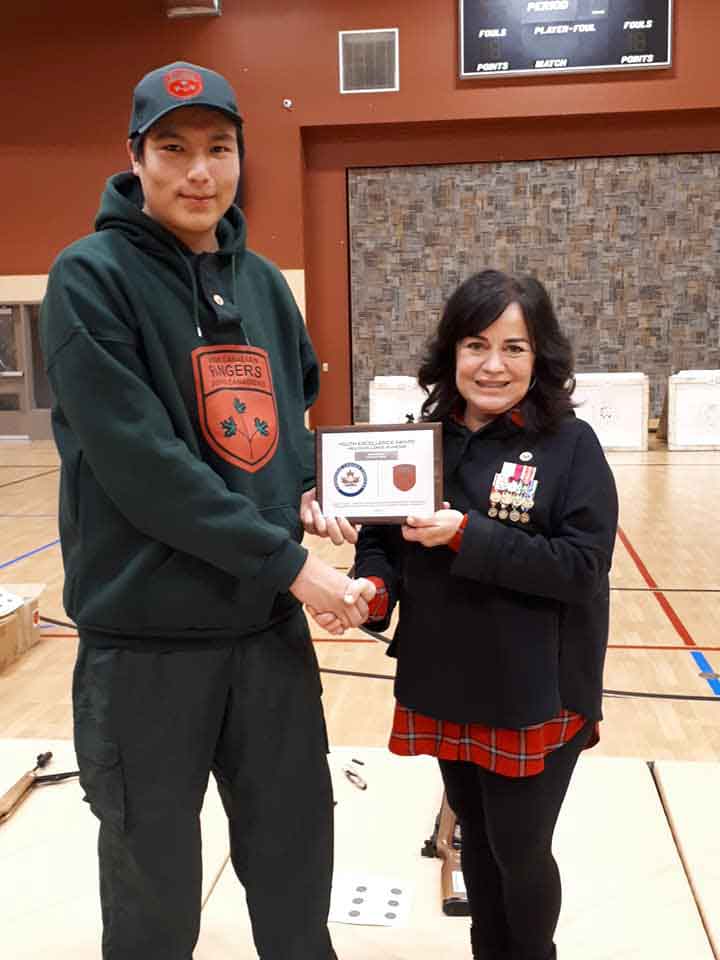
left=616, top=526, right=697, bottom=648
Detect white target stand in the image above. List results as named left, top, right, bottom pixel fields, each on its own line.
left=368, top=376, right=426, bottom=425
left=573, top=372, right=649, bottom=451
left=667, top=371, right=720, bottom=450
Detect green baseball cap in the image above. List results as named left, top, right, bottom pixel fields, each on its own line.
left=129, top=61, right=242, bottom=138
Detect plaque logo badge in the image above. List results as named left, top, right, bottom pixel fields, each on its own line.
left=334, top=462, right=367, bottom=497
left=392, top=463, right=416, bottom=492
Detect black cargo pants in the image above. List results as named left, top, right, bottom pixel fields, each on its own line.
left=73, top=610, right=337, bottom=960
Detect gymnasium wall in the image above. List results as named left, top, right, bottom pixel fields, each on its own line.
left=2, top=1, right=720, bottom=424
left=349, top=155, right=720, bottom=420
left=1, top=0, right=719, bottom=275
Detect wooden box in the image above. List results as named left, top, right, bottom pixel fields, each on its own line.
left=0, top=611, right=21, bottom=674
left=0, top=583, right=45, bottom=671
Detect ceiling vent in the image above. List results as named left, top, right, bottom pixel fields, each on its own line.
left=339, top=28, right=399, bottom=94
left=165, top=0, right=221, bottom=17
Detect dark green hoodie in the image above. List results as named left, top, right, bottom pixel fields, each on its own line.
left=41, top=173, right=318, bottom=645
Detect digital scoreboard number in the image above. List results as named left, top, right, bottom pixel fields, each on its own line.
left=460, top=0, right=672, bottom=78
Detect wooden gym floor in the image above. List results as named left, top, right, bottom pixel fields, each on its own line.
left=1, top=436, right=719, bottom=959
left=0, top=436, right=719, bottom=756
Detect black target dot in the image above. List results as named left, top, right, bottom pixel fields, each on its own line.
left=391, top=887, right=402, bottom=895
left=387, top=899, right=399, bottom=906
left=352, top=897, right=364, bottom=904
left=349, top=910, right=361, bottom=917
left=356, top=885, right=367, bottom=892
left=385, top=912, right=397, bottom=920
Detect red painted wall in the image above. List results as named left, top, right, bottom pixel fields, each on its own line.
left=1, top=0, right=719, bottom=275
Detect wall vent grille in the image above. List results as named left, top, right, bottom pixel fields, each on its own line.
left=339, top=29, right=399, bottom=94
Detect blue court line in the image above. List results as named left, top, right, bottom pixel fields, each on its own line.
left=691, top=651, right=720, bottom=697
left=0, top=539, right=61, bottom=571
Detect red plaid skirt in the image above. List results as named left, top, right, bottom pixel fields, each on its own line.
left=389, top=703, right=590, bottom=778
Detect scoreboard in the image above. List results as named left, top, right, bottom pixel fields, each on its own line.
left=460, top=0, right=672, bottom=78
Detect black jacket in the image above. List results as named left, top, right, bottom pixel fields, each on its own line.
left=355, top=413, right=618, bottom=728
left=40, top=173, right=317, bottom=645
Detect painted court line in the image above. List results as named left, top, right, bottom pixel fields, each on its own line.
left=617, top=526, right=719, bottom=697
left=608, top=644, right=720, bottom=653
left=0, top=468, right=60, bottom=490
left=690, top=652, right=720, bottom=696
left=0, top=539, right=61, bottom=571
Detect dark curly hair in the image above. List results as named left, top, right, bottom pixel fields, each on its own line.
left=418, top=269, right=575, bottom=433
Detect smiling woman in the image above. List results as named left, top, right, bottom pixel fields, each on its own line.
left=418, top=269, right=576, bottom=433
left=455, top=302, right=535, bottom=431
left=354, top=268, right=619, bottom=960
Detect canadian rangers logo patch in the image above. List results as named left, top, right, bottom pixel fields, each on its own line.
left=192, top=345, right=278, bottom=473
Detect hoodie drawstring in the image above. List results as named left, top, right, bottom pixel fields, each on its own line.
left=175, top=247, right=202, bottom=338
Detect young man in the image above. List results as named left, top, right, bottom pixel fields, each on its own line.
left=40, top=62, right=372, bottom=960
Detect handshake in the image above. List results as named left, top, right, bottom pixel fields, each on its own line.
left=290, top=490, right=377, bottom=636
left=289, top=551, right=376, bottom=637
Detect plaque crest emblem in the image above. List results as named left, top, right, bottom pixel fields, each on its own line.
left=334, top=462, right=367, bottom=497
left=393, top=463, right=416, bottom=492
left=192, top=345, right=278, bottom=473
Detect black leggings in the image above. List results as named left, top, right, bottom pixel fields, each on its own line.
left=440, top=721, right=592, bottom=960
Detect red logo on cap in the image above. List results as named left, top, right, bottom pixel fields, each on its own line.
left=164, top=68, right=204, bottom=99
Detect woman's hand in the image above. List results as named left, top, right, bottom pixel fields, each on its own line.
left=401, top=502, right=464, bottom=548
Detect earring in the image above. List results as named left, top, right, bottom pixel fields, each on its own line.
left=528, top=376, right=537, bottom=391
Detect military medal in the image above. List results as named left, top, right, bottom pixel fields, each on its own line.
left=487, top=462, right=539, bottom=523
left=498, top=477, right=511, bottom=507
left=488, top=471, right=512, bottom=516
left=489, top=462, right=539, bottom=523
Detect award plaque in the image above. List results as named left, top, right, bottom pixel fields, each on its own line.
left=316, top=422, right=443, bottom=524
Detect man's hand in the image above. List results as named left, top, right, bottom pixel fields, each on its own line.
left=290, top=553, right=376, bottom=630
left=300, top=488, right=360, bottom=545
left=401, top=502, right=464, bottom=548
left=306, top=607, right=346, bottom=636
